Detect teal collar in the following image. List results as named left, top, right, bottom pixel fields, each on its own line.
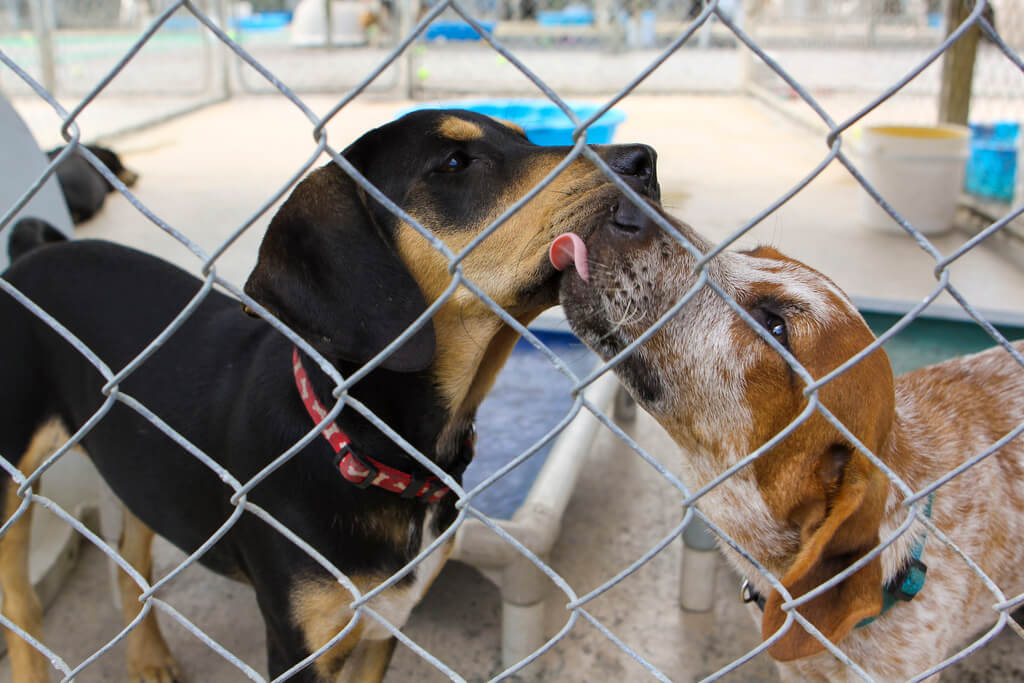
left=856, top=492, right=934, bottom=628
left=740, top=492, right=935, bottom=628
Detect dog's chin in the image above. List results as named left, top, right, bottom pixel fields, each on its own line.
left=558, top=273, right=663, bottom=405
left=505, top=258, right=566, bottom=319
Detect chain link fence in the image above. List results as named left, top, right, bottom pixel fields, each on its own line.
left=1, top=0, right=1023, bottom=680
left=747, top=0, right=1024, bottom=126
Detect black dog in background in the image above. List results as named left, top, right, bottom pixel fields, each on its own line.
left=46, top=144, right=138, bottom=224
left=7, top=217, right=66, bottom=262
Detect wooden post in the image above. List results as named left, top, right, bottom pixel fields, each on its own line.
left=937, top=0, right=982, bottom=125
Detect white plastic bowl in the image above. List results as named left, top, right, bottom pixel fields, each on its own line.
left=857, top=124, right=970, bottom=236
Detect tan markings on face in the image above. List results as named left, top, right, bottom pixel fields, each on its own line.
left=394, top=151, right=617, bottom=422
left=437, top=116, right=484, bottom=141
left=581, top=227, right=895, bottom=557
left=494, top=118, right=527, bottom=137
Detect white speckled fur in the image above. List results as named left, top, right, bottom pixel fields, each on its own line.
left=562, top=209, right=1024, bottom=681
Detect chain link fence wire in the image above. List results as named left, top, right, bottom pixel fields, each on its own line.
left=747, top=0, right=1024, bottom=127
left=1, top=0, right=1023, bottom=680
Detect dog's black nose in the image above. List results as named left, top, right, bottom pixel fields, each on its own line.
left=610, top=198, right=655, bottom=234
left=607, top=144, right=659, bottom=200
left=609, top=144, right=654, bottom=178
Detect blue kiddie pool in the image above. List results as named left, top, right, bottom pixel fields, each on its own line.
left=401, top=99, right=626, bottom=146
left=232, top=11, right=292, bottom=31
left=537, top=6, right=595, bottom=27
left=424, top=19, right=497, bottom=41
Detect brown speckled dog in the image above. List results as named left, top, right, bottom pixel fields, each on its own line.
left=555, top=203, right=1024, bottom=681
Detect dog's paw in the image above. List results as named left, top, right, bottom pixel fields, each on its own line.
left=128, top=651, right=184, bottom=683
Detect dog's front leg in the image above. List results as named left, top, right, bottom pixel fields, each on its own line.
left=117, top=506, right=182, bottom=683
left=0, top=425, right=65, bottom=683
left=337, top=637, right=397, bottom=683
left=0, top=480, right=49, bottom=683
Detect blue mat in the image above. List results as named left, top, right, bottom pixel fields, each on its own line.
left=463, top=331, right=597, bottom=520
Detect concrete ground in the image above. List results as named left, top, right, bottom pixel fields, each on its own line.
left=3, top=93, right=1024, bottom=681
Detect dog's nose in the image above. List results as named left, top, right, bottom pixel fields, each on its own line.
left=610, top=197, right=655, bottom=234
left=608, top=144, right=654, bottom=179
left=607, top=144, right=659, bottom=199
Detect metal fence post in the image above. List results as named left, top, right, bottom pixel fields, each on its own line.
left=398, top=0, right=419, bottom=99
left=26, top=0, right=56, bottom=94
left=212, top=0, right=233, bottom=98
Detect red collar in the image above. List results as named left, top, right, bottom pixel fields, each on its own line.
left=291, top=348, right=449, bottom=502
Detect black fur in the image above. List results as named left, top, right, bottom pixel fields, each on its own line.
left=4, top=110, right=658, bottom=680
left=7, top=216, right=67, bottom=262
left=46, top=144, right=138, bottom=224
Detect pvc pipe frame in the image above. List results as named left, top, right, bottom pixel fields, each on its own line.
left=451, top=372, right=621, bottom=669
left=451, top=372, right=620, bottom=574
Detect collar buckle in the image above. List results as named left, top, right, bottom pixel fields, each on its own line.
left=889, top=556, right=928, bottom=602
left=340, top=447, right=380, bottom=489
left=401, top=472, right=426, bottom=499
left=740, top=578, right=766, bottom=610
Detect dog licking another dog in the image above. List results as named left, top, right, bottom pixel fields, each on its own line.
left=2, top=109, right=1020, bottom=682
left=1, top=109, right=657, bottom=682
left=553, top=198, right=1024, bottom=681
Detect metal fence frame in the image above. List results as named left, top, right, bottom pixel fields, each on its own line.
left=1, top=0, right=1023, bottom=680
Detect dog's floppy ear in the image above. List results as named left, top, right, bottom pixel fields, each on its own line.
left=244, top=162, right=435, bottom=372
left=762, top=444, right=887, bottom=661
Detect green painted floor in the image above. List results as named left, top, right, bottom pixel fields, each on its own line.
left=864, top=311, right=1024, bottom=376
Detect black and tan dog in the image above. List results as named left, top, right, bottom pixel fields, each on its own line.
left=46, top=144, right=139, bottom=224
left=0, top=109, right=658, bottom=682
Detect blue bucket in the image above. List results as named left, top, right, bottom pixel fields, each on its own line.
left=399, top=99, right=625, bottom=146
left=965, top=121, right=1019, bottom=202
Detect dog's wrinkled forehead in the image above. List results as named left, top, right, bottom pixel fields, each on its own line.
left=733, top=246, right=857, bottom=326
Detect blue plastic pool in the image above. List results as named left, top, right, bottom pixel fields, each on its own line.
left=464, top=331, right=596, bottom=519
left=232, top=11, right=292, bottom=31
left=424, top=20, right=497, bottom=41
left=400, top=99, right=625, bottom=146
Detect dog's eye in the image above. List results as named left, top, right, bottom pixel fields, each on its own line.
left=439, top=151, right=471, bottom=173
left=749, top=306, right=789, bottom=349
left=762, top=312, right=788, bottom=348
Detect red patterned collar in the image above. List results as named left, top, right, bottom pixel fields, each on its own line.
left=291, top=348, right=449, bottom=503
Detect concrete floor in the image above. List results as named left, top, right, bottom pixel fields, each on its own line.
left=3, top=93, right=1024, bottom=681
left=0, top=414, right=1019, bottom=682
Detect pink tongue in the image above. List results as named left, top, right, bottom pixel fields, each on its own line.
left=549, top=233, right=589, bottom=282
